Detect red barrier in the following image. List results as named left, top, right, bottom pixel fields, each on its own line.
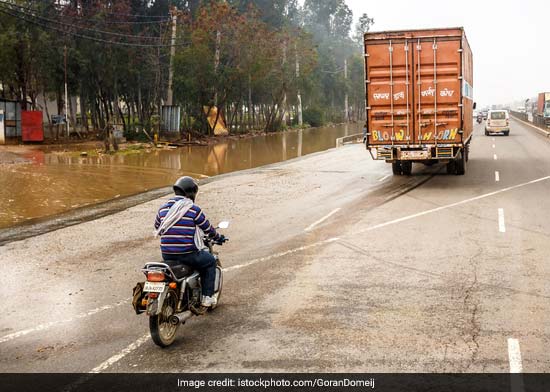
left=22, top=111, right=44, bottom=142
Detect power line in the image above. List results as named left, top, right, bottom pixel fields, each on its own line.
left=0, top=2, right=166, bottom=41
left=0, top=7, right=189, bottom=48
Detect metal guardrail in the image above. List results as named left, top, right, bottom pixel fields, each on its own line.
left=509, top=110, right=528, bottom=122
left=509, top=112, right=550, bottom=137
left=336, top=133, right=364, bottom=147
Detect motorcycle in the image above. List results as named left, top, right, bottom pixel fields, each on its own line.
left=134, top=221, right=229, bottom=347
left=476, top=116, right=483, bottom=124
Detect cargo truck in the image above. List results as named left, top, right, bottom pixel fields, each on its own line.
left=363, top=27, right=475, bottom=175
left=536, top=92, right=550, bottom=125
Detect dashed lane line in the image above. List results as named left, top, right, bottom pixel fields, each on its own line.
left=508, top=338, right=523, bottom=373
left=498, top=208, right=506, bottom=232
left=304, top=208, right=341, bottom=232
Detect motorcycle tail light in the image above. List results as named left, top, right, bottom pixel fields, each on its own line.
left=147, top=271, right=165, bottom=282
left=149, top=293, right=158, bottom=299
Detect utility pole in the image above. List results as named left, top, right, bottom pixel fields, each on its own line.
left=344, top=58, right=349, bottom=122
left=166, top=7, right=177, bottom=106
left=64, top=45, right=70, bottom=138
left=281, top=41, right=288, bottom=125
left=214, top=29, right=221, bottom=105
left=295, top=42, right=302, bottom=126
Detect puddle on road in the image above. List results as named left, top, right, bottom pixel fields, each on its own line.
left=0, top=124, right=359, bottom=229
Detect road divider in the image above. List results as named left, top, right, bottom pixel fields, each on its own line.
left=498, top=208, right=506, bottom=233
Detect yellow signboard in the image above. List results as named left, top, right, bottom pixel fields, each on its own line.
left=203, top=106, right=228, bottom=136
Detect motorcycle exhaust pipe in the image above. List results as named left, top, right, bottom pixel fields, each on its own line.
left=169, top=310, right=193, bottom=326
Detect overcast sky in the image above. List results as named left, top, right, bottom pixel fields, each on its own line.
left=345, top=0, right=549, bottom=107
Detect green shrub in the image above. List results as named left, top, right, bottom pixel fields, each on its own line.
left=303, top=107, right=325, bottom=127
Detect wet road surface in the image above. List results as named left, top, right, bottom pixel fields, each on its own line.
left=1, top=118, right=550, bottom=373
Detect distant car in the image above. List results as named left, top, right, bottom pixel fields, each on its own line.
left=517, top=107, right=526, bottom=113
left=485, top=110, right=510, bottom=136
left=482, top=111, right=488, bottom=120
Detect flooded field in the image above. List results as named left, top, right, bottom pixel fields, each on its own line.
left=0, top=124, right=359, bottom=229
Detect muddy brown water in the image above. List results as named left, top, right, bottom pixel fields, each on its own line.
left=0, top=124, right=359, bottom=229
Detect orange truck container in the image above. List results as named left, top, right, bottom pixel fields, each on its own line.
left=363, top=27, right=474, bottom=175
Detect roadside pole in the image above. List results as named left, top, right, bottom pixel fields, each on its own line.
left=295, top=42, right=303, bottom=126
left=166, top=7, right=177, bottom=106
left=344, top=58, right=349, bottom=122
left=64, top=45, right=70, bottom=138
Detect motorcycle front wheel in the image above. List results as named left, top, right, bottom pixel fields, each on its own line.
left=209, top=262, right=223, bottom=311
left=149, top=289, right=178, bottom=347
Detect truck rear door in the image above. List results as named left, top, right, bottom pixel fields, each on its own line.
left=413, top=38, right=462, bottom=144
left=366, top=40, right=414, bottom=145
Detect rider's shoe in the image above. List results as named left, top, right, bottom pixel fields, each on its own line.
left=201, top=295, right=217, bottom=307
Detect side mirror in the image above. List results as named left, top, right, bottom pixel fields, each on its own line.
left=218, top=221, right=230, bottom=229
left=473, top=102, right=477, bottom=110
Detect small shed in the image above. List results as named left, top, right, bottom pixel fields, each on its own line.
left=0, top=99, right=21, bottom=139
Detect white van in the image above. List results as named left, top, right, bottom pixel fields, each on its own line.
left=485, top=110, right=510, bottom=136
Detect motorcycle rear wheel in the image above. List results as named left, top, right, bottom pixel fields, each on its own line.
left=149, top=289, right=179, bottom=347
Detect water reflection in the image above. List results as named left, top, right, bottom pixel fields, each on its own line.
left=0, top=124, right=359, bottom=228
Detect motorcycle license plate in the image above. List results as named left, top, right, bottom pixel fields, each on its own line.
left=143, top=282, right=165, bottom=293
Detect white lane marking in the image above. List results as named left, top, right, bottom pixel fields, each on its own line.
left=498, top=208, right=506, bottom=233
left=492, top=144, right=496, bottom=148
left=3, top=236, right=343, bottom=342
left=508, top=338, right=523, bottom=373
left=90, top=333, right=149, bottom=373
left=304, top=208, right=341, bottom=232
left=0, top=297, right=131, bottom=344
left=494, top=154, right=498, bottom=160
left=355, top=175, right=550, bottom=235
left=495, top=171, right=500, bottom=182
left=224, top=237, right=340, bottom=272
left=378, top=174, right=391, bottom=182
left=492, top=137, right=495, bottom=141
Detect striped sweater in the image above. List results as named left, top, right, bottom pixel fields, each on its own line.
left=154, top=196, right=220, bottom=254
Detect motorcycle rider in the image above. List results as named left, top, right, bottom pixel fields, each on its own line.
left=154, top=176, right=225, bottom=308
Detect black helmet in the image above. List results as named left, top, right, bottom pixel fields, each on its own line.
left=173, top=176, right=198, bottom=201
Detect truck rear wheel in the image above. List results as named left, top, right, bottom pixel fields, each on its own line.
left=446, top=160, right=456, bottom=175
left=401, top=161, right=412, bottom=176
left=392, top=161, right=402, bottom=175
left=455, top=149, right=466, bottom=175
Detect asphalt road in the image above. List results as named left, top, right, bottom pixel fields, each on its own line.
left=1, top=118, right=549, bottom=373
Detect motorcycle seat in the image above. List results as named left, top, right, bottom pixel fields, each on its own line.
left=162, top=260, right=195, bottom=279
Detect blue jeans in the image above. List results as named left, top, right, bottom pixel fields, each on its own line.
left=162, top=251, right=216, bottom=296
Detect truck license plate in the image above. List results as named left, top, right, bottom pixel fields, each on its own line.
left=144, top=282, right=165, bottom=293
left=401, top=150, right=429, bottom=160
